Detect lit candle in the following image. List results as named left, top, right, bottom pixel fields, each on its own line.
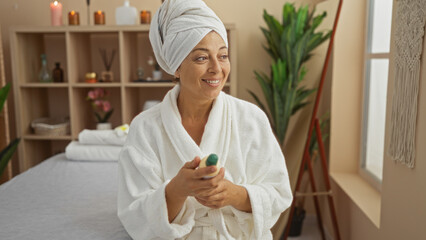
left=50, top=1, right=63, bottom=26
left=68, top=11, right=80, bottom=25
left=94, top=11, right=105, bottom=25
left=140, top=10, right=151, bottom=24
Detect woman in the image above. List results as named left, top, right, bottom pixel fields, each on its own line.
left=117, top=0, right=293, bottom=239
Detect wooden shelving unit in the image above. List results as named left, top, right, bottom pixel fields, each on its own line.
left=10, top=25, right=237, bottom=172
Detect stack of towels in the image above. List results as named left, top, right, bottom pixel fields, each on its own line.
left=65, top=124, right=129, bottom=161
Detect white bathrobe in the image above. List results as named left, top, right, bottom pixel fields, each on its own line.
left=117, top=85, right=293, bottom=240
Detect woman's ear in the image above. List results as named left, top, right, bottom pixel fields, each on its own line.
left=174, top=68, right=180, bottom=79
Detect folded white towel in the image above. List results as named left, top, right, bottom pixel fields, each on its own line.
left=65, top=141, right=121, bottom=161
left=78, top=129, right=127, bottom=146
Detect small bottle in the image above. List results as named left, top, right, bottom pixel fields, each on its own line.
left=199, top=153, right=220, bottom=179
left=52, top=62, right=64, bottom=82
left=115, top=0, right=138, bottom=25
left=39, top=54, right=52, bottom=83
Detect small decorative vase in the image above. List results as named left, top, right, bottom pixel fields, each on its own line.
left=152, top=70, right=162, bottom=80
left=96, top=122, right=112, bottom=130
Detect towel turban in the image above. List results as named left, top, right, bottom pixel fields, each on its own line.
left=149, top=0, right=228, bottom=75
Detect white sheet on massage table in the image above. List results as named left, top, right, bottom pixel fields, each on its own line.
left=0, top=153, right=131, bottom=240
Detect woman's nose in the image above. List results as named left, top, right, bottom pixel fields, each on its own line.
left=208, top=57, right=221, bottom=73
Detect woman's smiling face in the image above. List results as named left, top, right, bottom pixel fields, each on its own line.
left=175, top=31, right=230, bottom=102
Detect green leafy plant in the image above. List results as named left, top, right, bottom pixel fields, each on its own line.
left=249, top=3, right=331, bottom=146
left=0, top=83, right=20, bottom=177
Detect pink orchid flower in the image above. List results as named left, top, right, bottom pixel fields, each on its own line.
left=102, top=101, right=112, bottom=112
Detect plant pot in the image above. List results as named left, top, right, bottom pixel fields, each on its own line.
left=289, top=207, right=306, bottom=237
left=96, top=122, right=112, bottom=130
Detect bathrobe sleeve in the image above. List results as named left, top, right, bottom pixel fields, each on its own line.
left=117, top=117, right=195, bottom=240
left=238, top=106, right=293, bottom=239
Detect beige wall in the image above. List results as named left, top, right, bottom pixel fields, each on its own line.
left=330, top=0, right=426, bottom=239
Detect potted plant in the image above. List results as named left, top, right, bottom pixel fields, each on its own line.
left=0, top=83, right=20, bottom=178
left=87, top=88, right=114, bottom=130
left=249, top=3, right=331, bottom=146
left=249, top=3, right=331, bottom=236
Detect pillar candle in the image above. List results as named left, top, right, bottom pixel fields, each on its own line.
left=140, top=10, right=151, bottom=24
left=50, top=1, right=63, bottom=26
left=94, top=11, right=105, bottom=25
left=68, top=11, right=80, bottom=25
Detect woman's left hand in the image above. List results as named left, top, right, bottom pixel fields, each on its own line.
left=194, top=168, right=252, bottom=212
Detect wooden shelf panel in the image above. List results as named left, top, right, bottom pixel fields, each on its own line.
left=125, top=82, right=176, bottom=87
left=20, top=83, right=69, bottom=88
left=10, top=24, right=235, bottom=33
left=23, top=134, right=73, bottom=140
left=72, top=83, right=121, bottom=87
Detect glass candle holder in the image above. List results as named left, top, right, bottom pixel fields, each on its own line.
left=140, top=10, right=151, bottom=24
left=94, top=11, right=105, bottom=25
left=85, top=72, right=97, bottom=83
left=68, top=11, right=80, bottom=25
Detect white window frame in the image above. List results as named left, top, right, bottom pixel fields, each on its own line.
left=360, top=0, right=393, bottom=192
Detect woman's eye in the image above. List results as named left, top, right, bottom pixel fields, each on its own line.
left=220, top=55, right=229, bottom=60
left=196, top=56, right=207, bottom=61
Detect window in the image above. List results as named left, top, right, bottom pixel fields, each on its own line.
left=361, top=0, right=393, bottom=188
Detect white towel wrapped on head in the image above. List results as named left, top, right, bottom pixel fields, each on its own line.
left=65, top=141, right=121, bottom=162
left=149, top=0, right=228, bottom=75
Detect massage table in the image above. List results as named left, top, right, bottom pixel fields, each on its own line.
left=0, top=153, right=131, bottom=239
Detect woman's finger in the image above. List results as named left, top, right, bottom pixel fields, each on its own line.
left=193, top=165, right=217, bottom=179
left=183, top=156, right=200, bottom=169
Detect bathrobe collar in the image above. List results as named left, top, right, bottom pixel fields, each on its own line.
left=161, top=84, right=232, bottom=166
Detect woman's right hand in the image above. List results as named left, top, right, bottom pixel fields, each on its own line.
left=165, top=156, right=220, bottom=222
left=168, top=156, right=221, bottom=199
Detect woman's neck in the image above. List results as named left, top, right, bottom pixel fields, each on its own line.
left=177, top=92, right=213, bottom=121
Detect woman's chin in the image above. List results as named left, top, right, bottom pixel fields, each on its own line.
left=202, top=86, right=223, bottom=99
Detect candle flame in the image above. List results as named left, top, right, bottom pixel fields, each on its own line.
left=70, top=11, right=75, bottom=15
left=97, top=10, right=102, bottom=14
left=53, top=1, right=58, bottom=6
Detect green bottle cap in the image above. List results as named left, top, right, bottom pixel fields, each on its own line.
left=206, top=154, right=218, bottom=166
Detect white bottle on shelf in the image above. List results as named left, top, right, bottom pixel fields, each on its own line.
left=115, top=0, right=138, bottom=25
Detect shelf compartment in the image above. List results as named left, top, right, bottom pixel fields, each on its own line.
left=20, top=139, right=70, bottom=171
left=71, top=87, right=122, bottom=136
left=68, top=32, right=120, bottom=83
left=13, top=32, right=67, bottom=84
left=121, top=31, right=174, bottom=83
left=123, top=86, right=172, bottom=124
left=20, top=88, right=70, bottom=137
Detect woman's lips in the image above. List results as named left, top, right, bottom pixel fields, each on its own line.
left=202, top=79, right=221, bottom=87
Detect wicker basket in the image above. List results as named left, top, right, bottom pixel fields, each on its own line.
left=31, top=118, right=70, bottom=136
